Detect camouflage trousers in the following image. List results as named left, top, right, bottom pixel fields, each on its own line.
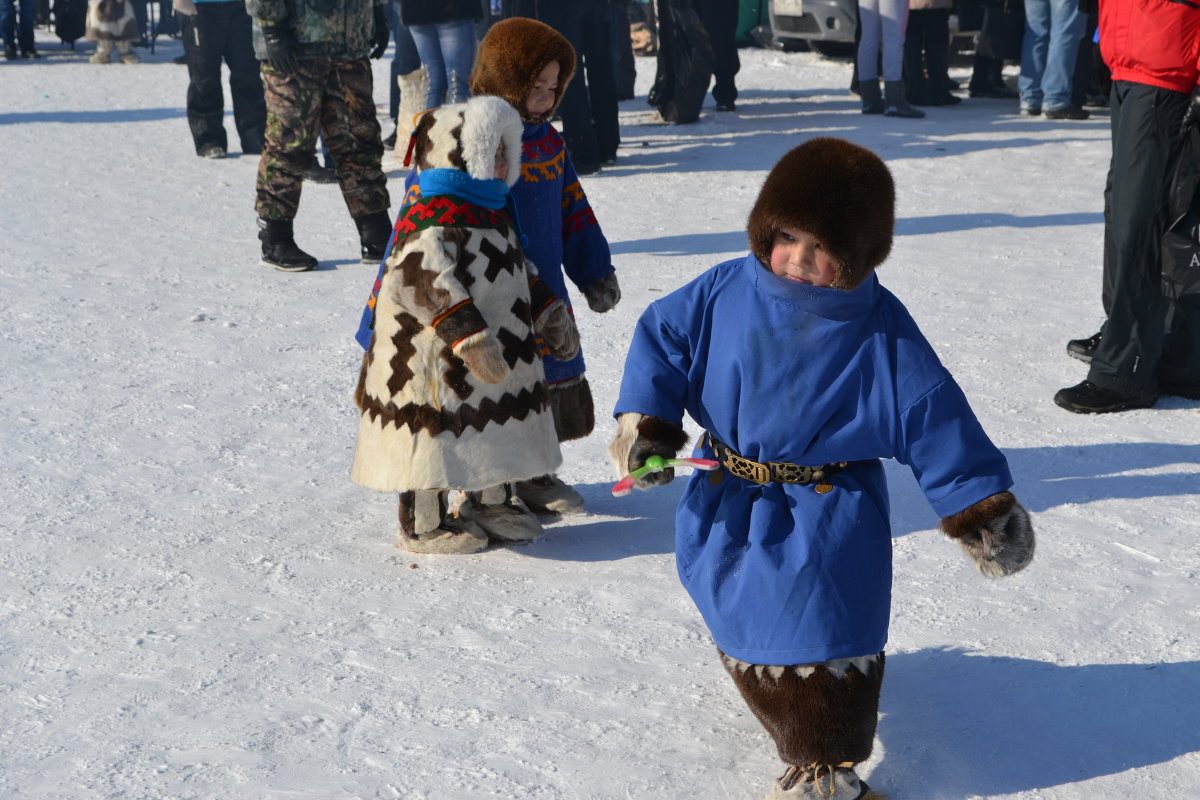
left=255, top=58, right=390, bottom=222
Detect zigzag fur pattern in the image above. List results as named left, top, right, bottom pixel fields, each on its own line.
left=352, top=220, right=560, bottom=493
left=721, top=650, right=885, bottom=767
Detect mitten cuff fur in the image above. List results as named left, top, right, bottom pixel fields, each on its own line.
left=940, top=491, right=1035, bottom=577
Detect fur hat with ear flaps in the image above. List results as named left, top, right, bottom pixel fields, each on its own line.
left=411, top=95, right=525, bottom=187
left=747, top=137, right=895, bottom=290
left=469, top=17, right=577, bottom=125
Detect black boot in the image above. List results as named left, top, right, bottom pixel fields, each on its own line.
left=1066, top=331, right=1102, bottom=363
left=355, top=210, right=393, bottom=265
left=257, top=218, right=318, bottom=272
left=1053, top=380, right=1156, bottom=414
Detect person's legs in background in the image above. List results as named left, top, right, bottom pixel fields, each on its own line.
left=610, top=0, right=636, bottom=101
left=697, top=0, right=738, bottom=111
left=223, top=0, right=265, bottom=155
left=581, top=0, right=620, bottom=163
left=537, top=2, right=602, bottom=172
left=184, top=3, right=229, bottom=156
left=408, top=23, right=447, bottom=109
left=385, top=1, right=422, bottom=148
left=1039, top=0, right=1084, bottom=114
left=1018, top=0, right=1049, bottom=113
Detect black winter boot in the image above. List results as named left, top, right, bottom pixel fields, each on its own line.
left=859, top=79, right=885, bottom=114
left=884, top=81, right=926, bottom=118
left=257, top=218, right=318, bottom=272
left=355, top=210, right=393, bottom=265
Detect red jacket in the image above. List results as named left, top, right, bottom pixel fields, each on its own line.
left=1100, top=0, right=1200, bottom=93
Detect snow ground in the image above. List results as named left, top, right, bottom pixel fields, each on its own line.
left=2, top=28, right=1199, bottom=800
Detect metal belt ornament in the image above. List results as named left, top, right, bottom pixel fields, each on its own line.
left=707, top=433, right=850, bottom=494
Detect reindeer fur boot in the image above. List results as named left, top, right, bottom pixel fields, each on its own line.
left=720, top=651, right=886, bottom=800
left=391, top=66, right=428, bottom=168
left=396, top=490, right=488, bottom=555
left=515, top=474, right=586, bottom=515
left=457, top=484, right=545, bottom=542
left=766, top=764, right=878, bottom=799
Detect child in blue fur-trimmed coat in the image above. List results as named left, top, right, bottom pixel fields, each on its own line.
left=608, top=138, right=1036, bottom=799
left=464, top=16, right=622, bottom=516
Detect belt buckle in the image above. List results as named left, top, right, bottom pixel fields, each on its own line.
left=727, top=453, right=771, bottom=484
left=770, top=462, right=814, bottom=485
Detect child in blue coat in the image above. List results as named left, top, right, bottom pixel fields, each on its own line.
left=609, top=138, right=1035, bottom=800
left=466, top=16, right=622, bottom=516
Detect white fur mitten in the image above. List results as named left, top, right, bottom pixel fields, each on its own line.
left=608, top=413, right=689, bottom=489
left=535, top=300, right=580, bottom=361
left=583, top=272, right=621, bottom=313
left=457, top=334, right=508, bottom=384
left=940, top=491, right=1035, bottom=577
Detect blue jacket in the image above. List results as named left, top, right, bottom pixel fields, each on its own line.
left=614, top=256, right=1013, bottom=664
left=510, top=120, right=614, bottom=384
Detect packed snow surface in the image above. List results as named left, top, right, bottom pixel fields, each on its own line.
left=2, top=31, right=1199, bottom=800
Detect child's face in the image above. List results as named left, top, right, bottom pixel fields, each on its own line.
left=768, top=226, right=837, bottom=287
left=525, top=61, right=560, bottom=121
left=493, top=143, right=508, bottom=180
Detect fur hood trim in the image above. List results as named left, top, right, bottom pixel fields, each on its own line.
left=470, top=17, right=576, bottom=125
left=747, top=137, right=894, bottom=290
left=412, top=96, right=525, bottom=186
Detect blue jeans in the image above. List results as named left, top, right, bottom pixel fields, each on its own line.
left=1018, top=0, right=1085, bottom=112
left=408, top=18, right=476, bottom=110
left=0, top=0, right=35, bottom=52
left=386, top=2, right=422, bottom=121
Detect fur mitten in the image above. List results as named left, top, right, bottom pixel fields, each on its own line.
left=940, top=491, right=1035, bottom=577
left=608, top=413, right=689, bottom=489
left=583, top=272, right=621, bottom=313
left=549, top=376, right=594, bottom=441
left=457, top=334, right=508, bottom=384
left=535, top=300, right=580, bottom=361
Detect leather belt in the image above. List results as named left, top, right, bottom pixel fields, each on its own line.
left=707, top=433, right=854, bottom=494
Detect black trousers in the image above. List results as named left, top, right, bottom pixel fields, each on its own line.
left=534, top=0, right=621, bottom=167
left=181, top=2, right=265, bottom=155
left=903, top=8, right=950, bottom=101
left=696, top=0, right=738, bottom=105
left=1090, top=81, right=1197, bottom=395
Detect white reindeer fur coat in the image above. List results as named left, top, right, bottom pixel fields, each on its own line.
left=351, top=97, right=562, bottom=492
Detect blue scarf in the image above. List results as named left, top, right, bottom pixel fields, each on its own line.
left=417, top=168, right=528, bottom=248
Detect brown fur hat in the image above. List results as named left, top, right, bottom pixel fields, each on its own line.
left=469, top=17, right=577, bottom=125
left=747, top=137, right=895, bottom=290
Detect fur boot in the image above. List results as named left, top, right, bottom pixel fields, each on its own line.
left=392, top=67, right=428, bottom=168
left=721, top=652, right=885, bottom=767
left=116, top=39, right=139, bottom=63
left=549, top=376, right=595, bottom=442
left=396, top=490, right=488, bottom=555
left=515, top=474, right=586, bottom=515
left=883, top=81, right=924, bottom=118
left=89, top=39, right=113, bottom=63
left=456, top=484, right=545, bottom=542
left=766, top=764, right=878, bottom=799
left=858, top=79, right=884, bottom=114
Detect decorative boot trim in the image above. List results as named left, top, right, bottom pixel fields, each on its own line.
left=721, top=653, right=881, bottom=681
